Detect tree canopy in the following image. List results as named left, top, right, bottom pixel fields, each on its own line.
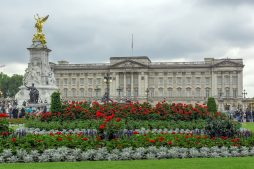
left=0, top=72, right=23, bottom=98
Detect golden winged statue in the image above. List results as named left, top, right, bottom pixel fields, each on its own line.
left=32, top=14, right=49, bottom=45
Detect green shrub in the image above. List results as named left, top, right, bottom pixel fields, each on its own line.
left=207, top=97, right=217, bottom=113
left=205, top=118, right=241, bottom=138
left=50, top=91, right=62, bottom=113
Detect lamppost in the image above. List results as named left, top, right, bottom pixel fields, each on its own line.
left=242, top=89, right=247, bottom=99
left=116, top=87, right=122, bottom=101
left=145, top=88, right=149, bottom=102
left=218, top=91, right=223, bottom=112
left=242, top=89, right=248, bottom=119
left=94, top=86, right=100, bottom=99
left=103, top=73, right=112, bottom=103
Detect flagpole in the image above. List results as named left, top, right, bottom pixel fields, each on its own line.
left=131, top=33, right=133, bottom=56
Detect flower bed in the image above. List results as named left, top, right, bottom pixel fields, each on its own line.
left=1, top=146, right=254, bottom=163
left=25, top=119, right=208, bottom=131
left=1, top=100, right=250, bottom=163
left=40, top=101, right=221, bottom=121
left=2, top=132, right=254, bottom=153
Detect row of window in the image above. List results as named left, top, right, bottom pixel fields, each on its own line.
left=217, top=76, right=238, bottom=85
left=62, top=87, right=211, bottom=98
left=217, top=88, right=238, bottom=98
left=57, top=76, right=238, bottom=88
left=57, top=78, right=102, bottom=86
left=149, top=77, right=211, bottom=86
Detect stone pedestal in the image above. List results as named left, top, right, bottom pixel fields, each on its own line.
left=15, top=41, right=58, bottom=106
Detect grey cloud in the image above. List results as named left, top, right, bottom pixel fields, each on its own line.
left=197, top=0, right=254, bottom=6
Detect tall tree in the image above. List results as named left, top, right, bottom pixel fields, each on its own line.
left=0, top=72, right=23, bottom=98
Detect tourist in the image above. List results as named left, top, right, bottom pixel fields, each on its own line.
left=19, top=107, right=26, bottom=118
left=12, top=106, right=19, bottom=119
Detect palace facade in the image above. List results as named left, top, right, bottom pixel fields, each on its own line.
left=50, top=56, right=244, bottom=111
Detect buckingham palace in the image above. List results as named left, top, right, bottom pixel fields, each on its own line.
left=50, top=56, right=244, bottom=111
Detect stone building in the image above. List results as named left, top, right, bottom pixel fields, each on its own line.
left=50, top=56, right=244, bottom=111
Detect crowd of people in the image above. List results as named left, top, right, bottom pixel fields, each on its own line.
left=0, top=100, right=47, bottom=118
left=228, top=109, right=254, bottom=122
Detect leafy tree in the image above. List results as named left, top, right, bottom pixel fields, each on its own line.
left=0, top=72, right=23, bottom=98
left=50, top=91, right=62, bottom=113
left=207, top=97, right=217, bottom=113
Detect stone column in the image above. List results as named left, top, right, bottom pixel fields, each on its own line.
left=138, top=72, right=142, bottom=97
left=110, top=72, right=115, bottom=98
left=144, top=72, right=148, bottom=97
left=238, top=71, right=243, bottom=97
left=123, top=72, right=126, bottom=97
left=116, top=72, right=119, bottom=95
left=211, top=69, right=217, bottom=96
left=131, top=72, right=134, bottom=98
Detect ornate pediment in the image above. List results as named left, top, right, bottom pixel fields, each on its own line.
left=213, top=60, right=243, bottom=67
left=110, top=60, right=148, bottom=69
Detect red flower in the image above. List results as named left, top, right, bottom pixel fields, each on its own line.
left=149, top=139, right=156, bottom=143
left=96, top=111, right=105, bottom=118
left=116, top=117, right=121, bottom=122
left=0, top=113, right=9, bottom=118
left=168, top=141, right=173, bottom=145
left=56, top=131, right=62, bottom=135
left=100, top=124, right=105, bottom=130
left=12, top=138, right=17, bottom=142
left=57, top=137, right=63, bottom=141
left=82, top=137, right=89, bottom=141
left=133, top=131, right=139, bottom=135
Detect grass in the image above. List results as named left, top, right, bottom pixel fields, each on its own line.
left=242, top=122, right=254, bottom=132
left=0, top=157, right=254, bottom=169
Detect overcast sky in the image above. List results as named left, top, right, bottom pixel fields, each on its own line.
left=0, top=0, right=254, bottom=97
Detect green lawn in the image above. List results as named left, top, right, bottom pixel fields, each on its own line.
left=242, top=122, right=254, bottom=132
left=1, top=157, right=254, bottom=169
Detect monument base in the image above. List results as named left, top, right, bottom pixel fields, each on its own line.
left=15, top=85, right=58, bottom=107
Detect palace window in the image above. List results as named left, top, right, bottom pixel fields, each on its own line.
left=205, top=77, right=210, bottom=85
left=233, top=88, right=237, bottom=98
left=159, top=88, right=164, bottom=97
left=177, top=77, right=182, bottom=85
left=186, top=88, right=191, bottom=97
left=168, top=88, right=173, bottom=97
left=71, top=88, right=76, bottom=97
left=63, top=88, right=68, bottom=97
left=159, top=77, right=164, bottom=86
left=195, top=77, right=201, bottom=84
left=195, top=88, right=201, bottom=97
left=72, top=78, right=76, bottom=85
left=186, top=77, right=191, bottom=85
left=225, top=87, right=230, bottom=98
left=224, top=76, right=230, bottom=85
left=205, top=88, right=210, bottom=98
left=149, top=88, right=155, bottom=97
left=149, top=77, right=155, bottom=86
left=168, top=77, right=173, bottom=85
left=64, top=78, right=68, bottom=86
left=88, top=88, right=93, bottom=97
left=88, top=78, right=93, bottom=85
left=56, top=79, right=59, bottom=86
left=96, top=78, right=101, bottom=85
left=177, top=88, right=182, bottom=97
left=232, top=76, right=238, bottom=85
left=80, top=78, right=84, bottom=86
left=218, top=88, right=222, bottom=97
left=217, top=76, right=222, bottom=85
left=79, top=88, right=84, bottom=97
